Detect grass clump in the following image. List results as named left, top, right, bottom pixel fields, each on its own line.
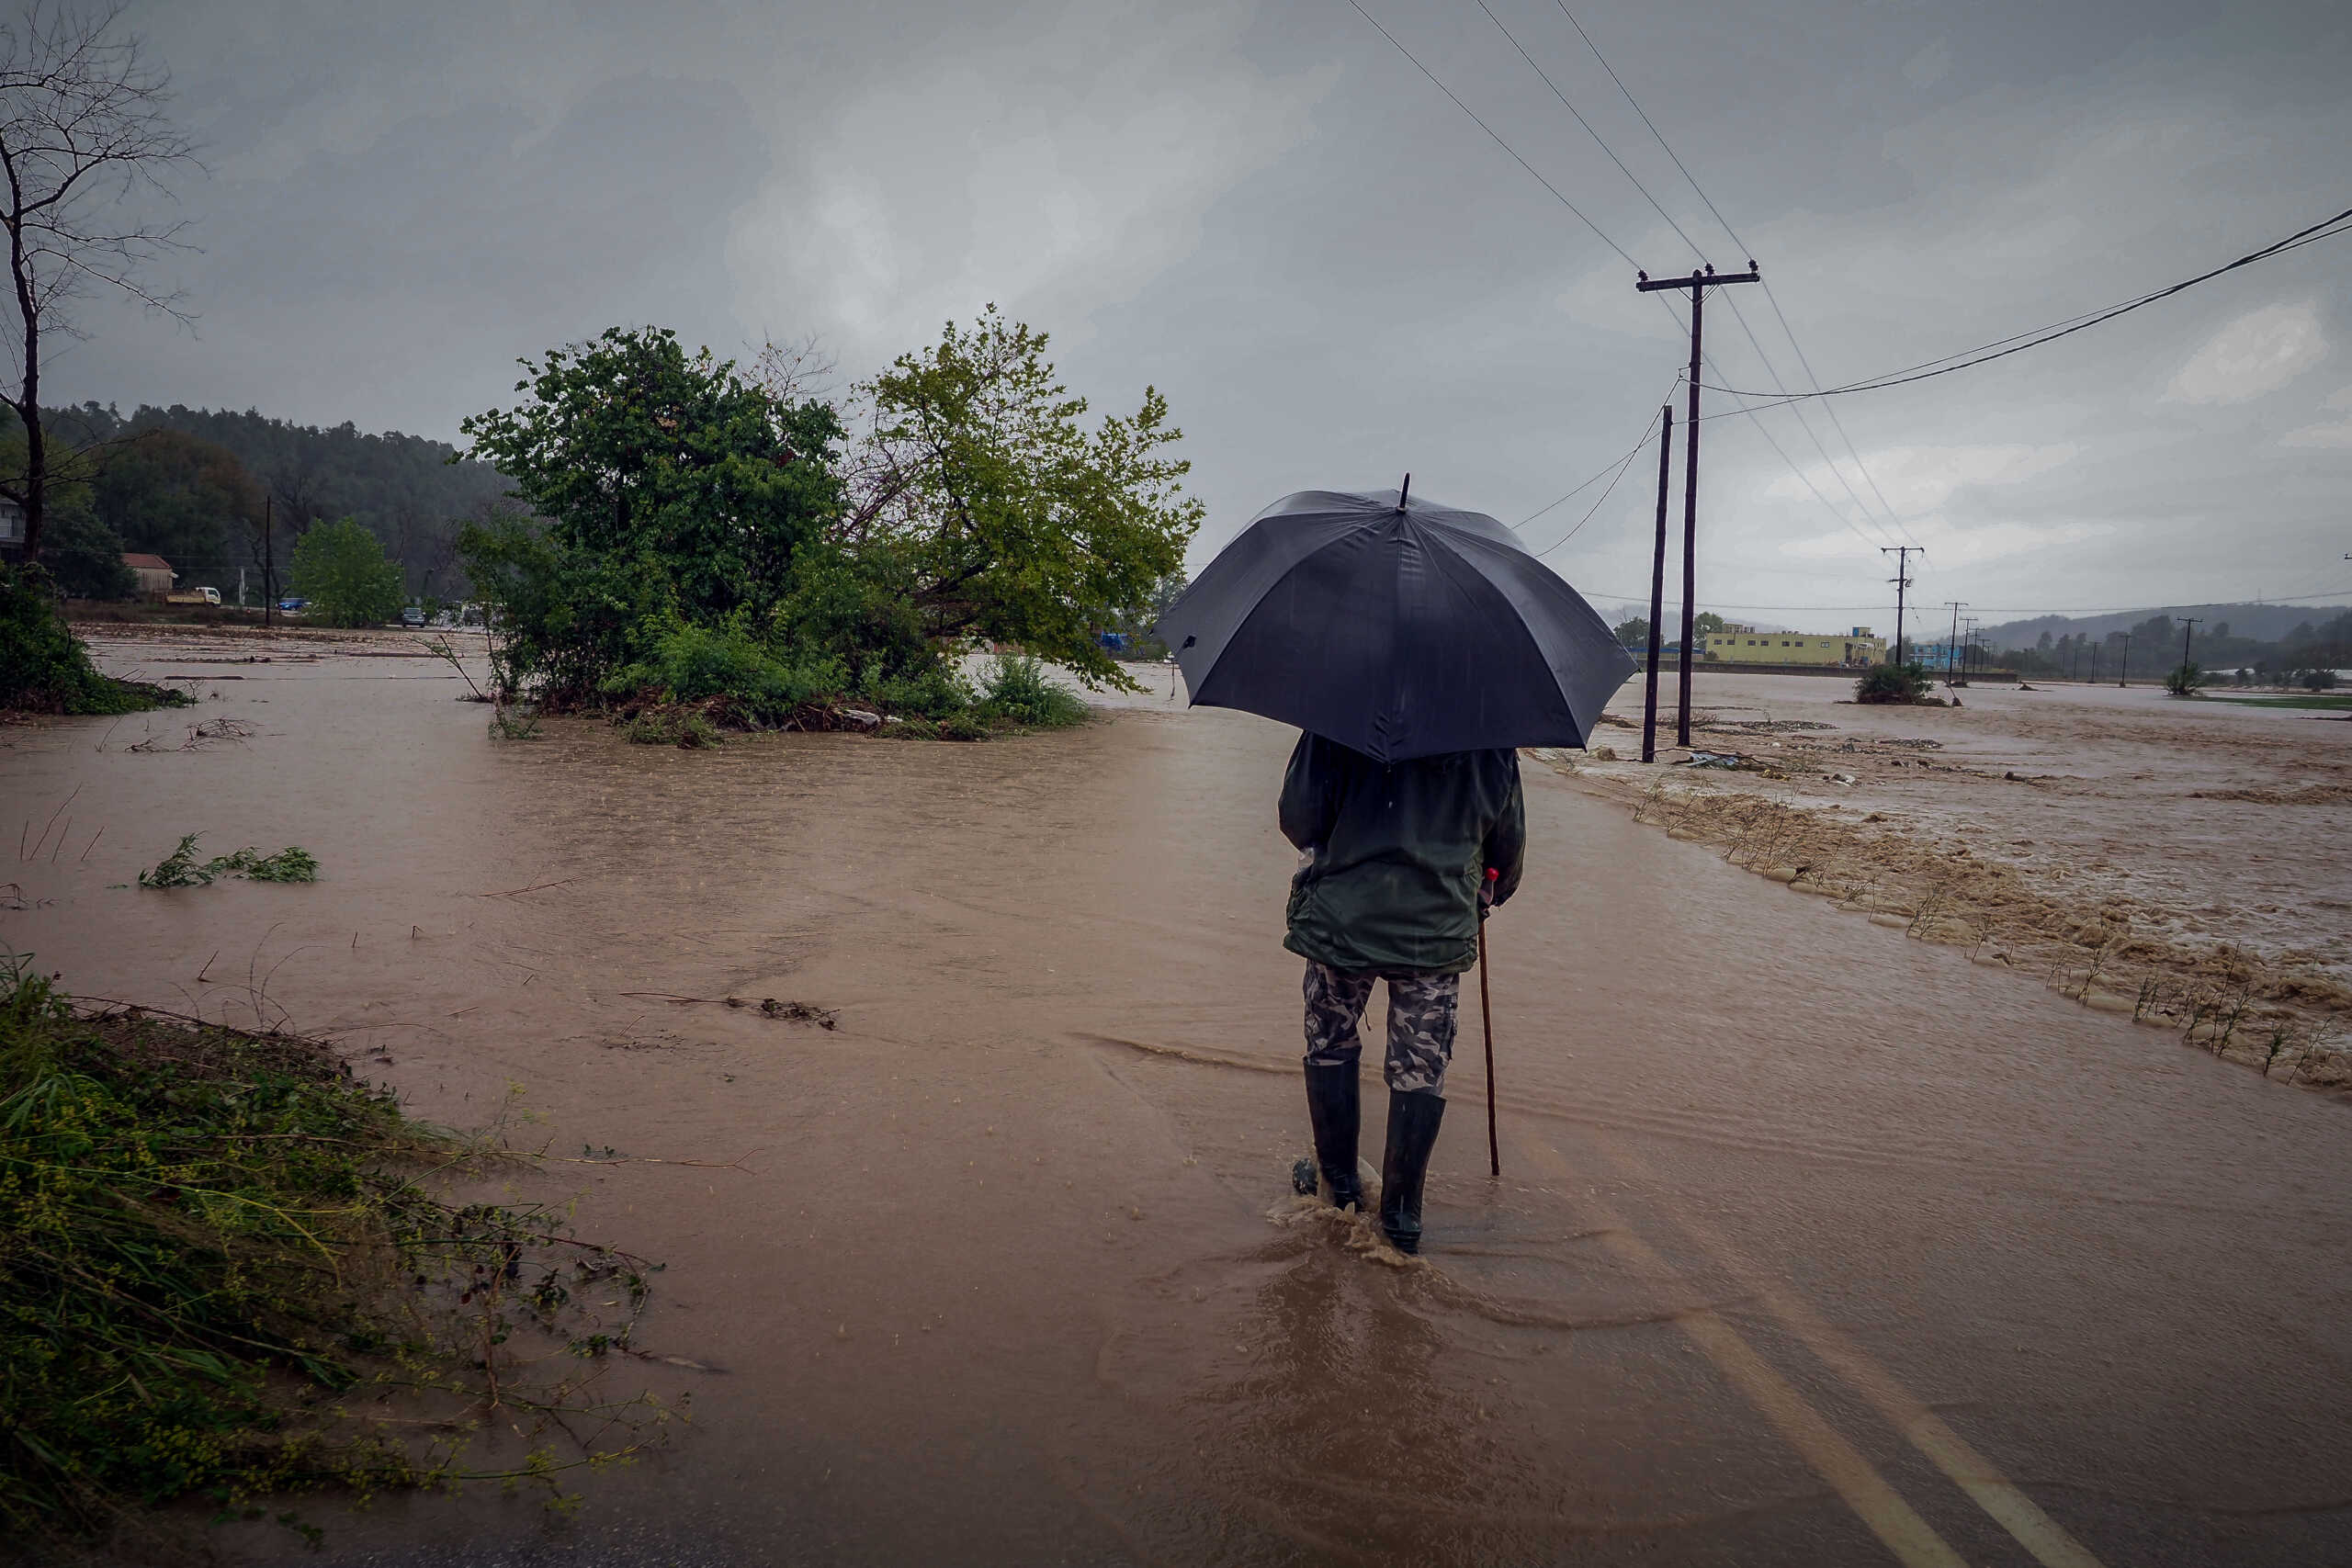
left=2, top=565, right=190, bottom=716
left=0, top=957, right=670, bottom=1553
left=2165, top=661, right=2205, bottom=697
left=137, top=834, right=320, bottom=888
left=975, top=655, right=1088, bottom=729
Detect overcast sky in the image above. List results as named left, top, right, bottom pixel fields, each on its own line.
left=52, top=0, right=2352, bottom=631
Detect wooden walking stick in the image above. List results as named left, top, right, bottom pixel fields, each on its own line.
left=1479, top=868, right=1499, bottom=1178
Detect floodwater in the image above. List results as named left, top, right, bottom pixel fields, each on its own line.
left=7, top=634, right=2350, bottom=1566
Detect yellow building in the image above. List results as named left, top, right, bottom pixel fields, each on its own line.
left=1702, top=623, right=1883, bottom=667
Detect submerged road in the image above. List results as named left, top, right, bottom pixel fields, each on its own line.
left=14, top=640, right=2351, bottom=1564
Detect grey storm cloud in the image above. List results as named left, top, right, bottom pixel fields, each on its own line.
left=51, top=0, right=2352, bottom=627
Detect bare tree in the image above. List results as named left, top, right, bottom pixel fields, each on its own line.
left=0, top=2, right=195, bottom=561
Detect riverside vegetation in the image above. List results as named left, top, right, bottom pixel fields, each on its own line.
left=0, top=957, right=675, bottom=1557
left=457, top=310, right=1193, bottom=747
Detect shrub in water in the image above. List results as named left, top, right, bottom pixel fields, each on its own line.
left=977, top=654, right=1087, bottom=728
left=1854, top=661, right=1931, bottom=705
left=0, top=565, right=189, bottom=715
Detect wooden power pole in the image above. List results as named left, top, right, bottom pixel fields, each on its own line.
left=1636, top=263, right=1759, bottom=746
left=1641, top=404, right=1673, bottom=763
left=1882, top=546, right=1921, bottom=666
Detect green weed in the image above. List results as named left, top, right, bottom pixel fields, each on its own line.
left=137, top=835, right=320, bottom=888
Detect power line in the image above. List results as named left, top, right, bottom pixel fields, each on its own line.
left=1575, top=586, right=2352, bottom=615
left=1487, top=1, right=1916, bottom=552
left=1532, top=1, right=1918, bottom=548
left=1340, top=0, right=1636, bottom=267
left=1552, top=2, right=1750, bottom=256
left=1700, top=204, right=2352, bottom=402
left=1469, top=0, right=1711, bottom=265
left=1336, top=2, right=1886, bottom=562
left=1530, top=406, right=1662, bottom=558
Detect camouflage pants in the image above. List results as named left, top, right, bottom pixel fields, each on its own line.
left=1302, top=961, right=1459, bottom=1095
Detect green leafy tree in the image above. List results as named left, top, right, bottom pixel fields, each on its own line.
left=1612, top=615, right=1650, bottom=649
left=843, top=307, right=1200, bottom=688
left=89, top=427, right=265, bottom=581
left=1693, top=611, right=1726, bottom=636
left=289, top=517, right=404, bottom=627
left=44, top=500, right=134, bottom=600
left=458, top=327, right=840, bottom=700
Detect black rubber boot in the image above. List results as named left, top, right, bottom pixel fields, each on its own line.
left=1378, top=1090, right=1446, bottom=1255
left=1302, top=1062, right=1363, bottom=1211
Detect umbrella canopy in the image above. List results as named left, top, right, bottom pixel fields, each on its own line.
left=1156, top=485, right=1634, bottom=763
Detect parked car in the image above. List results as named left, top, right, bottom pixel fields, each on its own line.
left=400, top=604, right=426, bottom=627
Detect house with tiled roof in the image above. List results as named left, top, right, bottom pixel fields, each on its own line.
left=122, top=552, right=175, bottom=599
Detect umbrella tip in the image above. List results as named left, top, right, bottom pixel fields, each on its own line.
left=1396, top=473, right=1411, bottom=511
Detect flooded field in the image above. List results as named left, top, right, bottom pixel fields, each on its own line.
left=1560, top=671, right=2352, bottom=1083
left=7, top=630, right=2350, bottom=1566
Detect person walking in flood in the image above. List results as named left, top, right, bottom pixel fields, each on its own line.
left=1282, top=732, right=1524, bottom=1255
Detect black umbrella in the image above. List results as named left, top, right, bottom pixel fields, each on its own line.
left=1156, top=481, right=1634, bottom=762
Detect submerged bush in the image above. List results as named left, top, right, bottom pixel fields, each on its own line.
left=1854, top=661, right=1931, bottom=705
left=0, top=565, right=190, bottom=715
left=136, top=833, right=319, bottom=887
left=2165, top=661, right=2205, bottom=697
left=602, top=615, right=844, bottom=725
left=976, top=654, right=1087, bottom=728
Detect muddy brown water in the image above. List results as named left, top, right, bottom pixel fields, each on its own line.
left=7, top=640, right=2350, bottom=1566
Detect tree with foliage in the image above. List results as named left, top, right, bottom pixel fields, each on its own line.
left=458, top=326, right=842, bottom=702
left=460, top=313, right=1200, bottom=739
left=40, top=493, right=131, bottom=599
left=289, top=517, right=404, bottom=627
left=827, top=307, right=1200, bottom=689
left=88, top=426, right=264, bottom=579
left=1612, top=615, right=1650, bottom=649
left=0, top=5, right=196, bottom=562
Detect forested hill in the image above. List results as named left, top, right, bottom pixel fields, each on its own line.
left=51, top=402, right=507, bottom=536
left=37, top=402, right=509, bottom=599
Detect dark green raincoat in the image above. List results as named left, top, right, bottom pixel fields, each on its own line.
left=1277, top=734, right=1525, bottom=975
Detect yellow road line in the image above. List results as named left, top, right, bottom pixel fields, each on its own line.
left=1512, top=1134, right=1968, bottom=1568
left=1587, top=1134, right=2109, bottom=1568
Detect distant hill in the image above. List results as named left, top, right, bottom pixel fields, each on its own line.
left=1982, top=603, right=2352, bottom=647
left=41, top=402, right=510, bottom=597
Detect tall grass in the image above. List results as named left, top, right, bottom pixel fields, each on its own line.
left=0, top=958, right=665, bottom=1551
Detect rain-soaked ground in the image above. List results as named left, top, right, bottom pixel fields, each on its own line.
left=7, top=632, right=2350, bottom=1566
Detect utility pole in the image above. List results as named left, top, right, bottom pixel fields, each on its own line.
left=1882, top=545, right=1921, bottom=665
left=263, top=496, right=275, bottom=631
left=1637, top=261, right=1760, bottom=745
left=2177, top=617, right=2202, bottom=685
left=1641, top=404, right=1674, bottom=763
left=2119, top=629, right=2130, bottom=687
left=1941, top=600, right=1966, bottom=685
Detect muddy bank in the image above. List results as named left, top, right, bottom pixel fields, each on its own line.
left=6, top=632, right=2350, bottom=1565
left=1555, top=673, right=2352, bottom=1089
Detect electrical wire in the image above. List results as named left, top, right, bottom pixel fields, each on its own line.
left=1472, top=0, right=1917, bottom=552
left=1700, top=205, right=2352, bottom=402
left=1574, top=585, right=2352, bottom=615
left=1469, top=0, right=1712, bottom=266
left=1340, top=0, right=1636, bottom=268
left=1529, top=408, right=1660, bottom=558
left=1533, top=1, right=1920, bottom=548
